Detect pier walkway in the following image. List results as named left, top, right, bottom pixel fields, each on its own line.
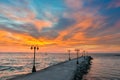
left=10, top=56, right=91, bottom=80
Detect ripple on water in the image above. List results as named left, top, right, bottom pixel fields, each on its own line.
left=83, top=54, right=120, bottom=80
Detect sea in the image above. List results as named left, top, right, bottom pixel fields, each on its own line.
left=0, top=52, right=120, bottom=80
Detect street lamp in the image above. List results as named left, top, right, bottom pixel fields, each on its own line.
left=31, top=46, right=39, bottom=72
left=75, top=49, right=80, bottom=64
left=68, top=50, right=71, bottom=61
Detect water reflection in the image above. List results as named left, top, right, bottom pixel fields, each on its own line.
left=0, top=53, right=120, bottom=80
left=83, top=54, right=120, bottom=80
left=0, top=52, right=76, bottom=79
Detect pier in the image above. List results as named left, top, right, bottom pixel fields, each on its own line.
left=9, top=56, right=92, bottom=80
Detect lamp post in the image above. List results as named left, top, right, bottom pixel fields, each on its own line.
left=31, top=46, right=39, bottom=72
left=75, top=49, right=80, bottom=64
left=68, top=50, right=71, bottom=61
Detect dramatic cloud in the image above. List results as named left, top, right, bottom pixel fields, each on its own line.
left=0, top=0, right=120, bottom=53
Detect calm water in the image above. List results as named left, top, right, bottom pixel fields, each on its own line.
left=83, top=53, right=120, bottom=80
left=0, top=53, right=120, bottom=80
left=0, top=52, right=76, bottom=80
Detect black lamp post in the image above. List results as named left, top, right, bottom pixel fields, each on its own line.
left=68, top=50, right=71, bottom=61
left=31, top=46, right=39, bottom=73
left=75, top=49, right=80, bottom=64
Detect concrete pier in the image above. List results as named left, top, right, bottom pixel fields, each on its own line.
left=9, top=56, right=92, bottom=80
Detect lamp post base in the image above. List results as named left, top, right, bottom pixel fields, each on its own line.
left=32, top=65, right=36, bottom=72
left=76, top=60, right=79, bottom=64
left=69, top=58, right=71, bottom=61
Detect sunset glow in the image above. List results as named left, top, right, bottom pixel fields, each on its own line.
left=0, top=0, right=120, bottom=53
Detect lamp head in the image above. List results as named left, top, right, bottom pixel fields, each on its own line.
left=68, top=50, right=71, bottom=52
left=31, top=46, right=33, bottom=49
left=75, top=49, right=80, bottom=51
left=37, top=47, right=39, bottom=50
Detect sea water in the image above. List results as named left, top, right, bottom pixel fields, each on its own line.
left=0, top=52, right=76, bottom=80
left=83, top=53, right=120, bottom=80
left=0, top=52, right=120, bottom=80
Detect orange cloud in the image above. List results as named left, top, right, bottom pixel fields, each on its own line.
left=0, top=30, right=54, bottom=46
left=32, top=19, right=52, bottom=30
left=0, top=0, right=120, bottom=53
left=0, top=4, right=53, bottom=31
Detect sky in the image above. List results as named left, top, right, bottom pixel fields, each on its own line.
left=0, top=0, right=120, bottom=53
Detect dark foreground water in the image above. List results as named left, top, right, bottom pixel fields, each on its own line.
left=0, top=52, right=120, bottom=80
